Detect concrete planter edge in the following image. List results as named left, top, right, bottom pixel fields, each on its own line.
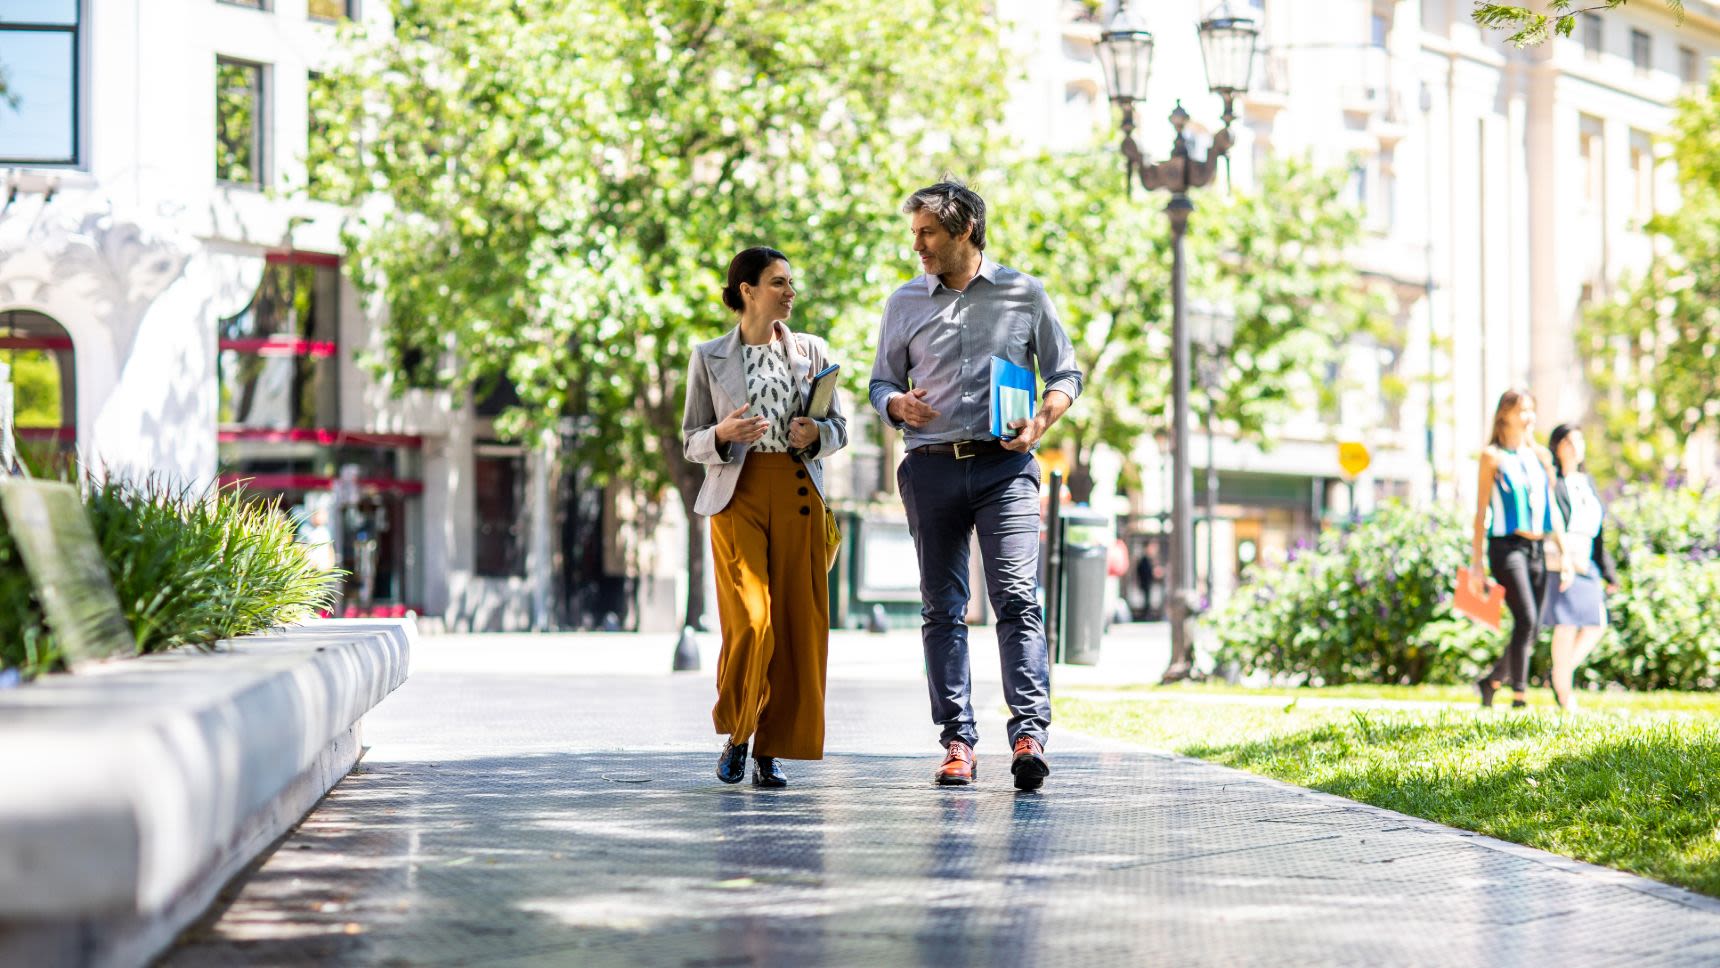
left=0, top=619, right=414, bottom=968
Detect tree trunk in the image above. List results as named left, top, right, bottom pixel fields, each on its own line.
left=677, top=481, right=705, bottom=632
left=674, top=470, right=708, bottom=632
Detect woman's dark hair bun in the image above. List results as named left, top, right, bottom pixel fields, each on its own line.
left=723, top=246, right=789, bottom=314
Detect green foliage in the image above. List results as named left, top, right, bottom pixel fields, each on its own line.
left=1610, top=481, right=1720, bottom=560
left=1582, top=483, right=1720, bottom=689
left=1211, top=502, right=1491, bottom=686
left=995, top=151, right=1381, bottom=500
left=311, top=0, right=1008, bottom=501
left=1212, top=486, right=1720, bottom=691
left=1578, top=62, right=1720, bottom=480
left=989, top=149, right=1168, bottom=499
left=1472, top=1, right=1682, bottom=47
left=1587, top=552, right=1720, bottom=690
left=0, top=479, right=341, bottom=679
left=1060, top=693, right=1720, bottom=897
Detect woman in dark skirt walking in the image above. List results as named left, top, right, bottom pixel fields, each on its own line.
left=1541, top=423, right=1619, bottom=712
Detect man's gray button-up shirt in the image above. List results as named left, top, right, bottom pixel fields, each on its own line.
left=868, top=257, right=1083, bottom=451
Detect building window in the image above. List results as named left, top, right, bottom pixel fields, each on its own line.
left=1680, top=46, right=1702, bottom=86
left=1579, top=115, right=1603, bottom=206
left=307, top=0, right=353, bottom=21
left=1631, top=29, right=1651, bottom=74
left=218, top=0, right=268, bottom=9
left=1370, top=11, right=1388, bottom=48
left=1, top=309, right=76, bottom=459
left=1347, top=158, right=1368, bottom=211
left=218, top=255, right=341, bottom=430
left=1581, top=13, right=1602, bottom=59
left=216, top=58, right=265, bottom=186
left=1629, top=130, right=1654, bottom=221
left=1377, top=149, right=1396, bottom=230
left=0, top=2, right=80, bottom=165
left=474, top=449, right=526, bottom=577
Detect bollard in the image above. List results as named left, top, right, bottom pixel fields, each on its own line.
left=867, top=603, right=890, bottom=634
left=672, top=625, right=701, bottom=672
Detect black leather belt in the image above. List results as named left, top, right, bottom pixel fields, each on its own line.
left=912, top=439, right=1008, bottom=460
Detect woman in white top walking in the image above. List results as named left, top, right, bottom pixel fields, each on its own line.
left=682, top=246, right=847, bottom=788
left=1541, top=423, right=1619, bottom=712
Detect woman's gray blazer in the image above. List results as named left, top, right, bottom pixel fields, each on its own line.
left=682, top=320, right=848, bottom=517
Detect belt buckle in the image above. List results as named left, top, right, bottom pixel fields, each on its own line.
left=953, top=441, right=974, bottom=460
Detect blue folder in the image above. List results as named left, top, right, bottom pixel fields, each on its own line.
left=990, top=356, right=1037, bottom=439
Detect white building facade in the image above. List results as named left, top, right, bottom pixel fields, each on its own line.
left=1001, top=0, right=1719, bottom=609
left=0, top=0, right=590, bottom=631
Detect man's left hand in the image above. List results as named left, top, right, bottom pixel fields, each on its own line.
left=1002, top=415, right=1047, bottom=452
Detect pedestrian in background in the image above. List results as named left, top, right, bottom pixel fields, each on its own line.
left=1470, top=388, right=1574, bottom=708
left=1542, top=423, right=1619, bottom=712
left=869, top=181, right=1083, bottom=790
left=682, top=246, right=848, bottom=788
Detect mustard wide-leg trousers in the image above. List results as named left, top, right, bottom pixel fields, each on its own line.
left=709, top=452, right=830, bottom=760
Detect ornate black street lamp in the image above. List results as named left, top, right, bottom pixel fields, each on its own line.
left=1097, top=2, right=1257, bottom=683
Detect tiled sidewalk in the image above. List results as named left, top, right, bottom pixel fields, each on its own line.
left=165, top=637, right=1720, bottom=967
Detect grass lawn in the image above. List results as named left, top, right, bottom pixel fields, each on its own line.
left=1056, top=686, right=1720, bottom=897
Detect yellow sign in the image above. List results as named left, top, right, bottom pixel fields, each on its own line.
left=1036, top=447, right=1070, bottom=483
left=1338, top=441, right=1370, bottom=481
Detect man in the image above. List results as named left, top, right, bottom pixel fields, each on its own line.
left=869, top=181, right=1082, bottom=790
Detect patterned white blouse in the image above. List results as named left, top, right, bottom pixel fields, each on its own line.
left=742, top=337, right=797, bottom=453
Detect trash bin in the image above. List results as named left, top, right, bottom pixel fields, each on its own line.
left=1057, top=507, right=1110, bottom=665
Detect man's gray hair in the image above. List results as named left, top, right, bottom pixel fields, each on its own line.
left=902, top=181, right=986, bottom=251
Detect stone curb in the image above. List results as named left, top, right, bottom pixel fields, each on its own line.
left=0, top=619, right=413, bottom=968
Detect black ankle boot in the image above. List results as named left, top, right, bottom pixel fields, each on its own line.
left=752, top=756, right=787, bottom=788
left=716, top=739, right=748, bottom=784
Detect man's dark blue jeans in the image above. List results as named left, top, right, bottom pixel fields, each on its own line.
left=897, top=447, right=1050, bottom=750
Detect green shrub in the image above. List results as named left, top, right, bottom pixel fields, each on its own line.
left=1610, top=482, right=1720, bottom=561
left=1213, top=490, right=1720, bottom=692
left=0, top=478, right=340, bottom=679
left=1584, top=552, right=1720, bottom=691
left=1211, top=501, right=1489, bottom=685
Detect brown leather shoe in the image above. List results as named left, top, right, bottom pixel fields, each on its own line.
left=935, top=740, right=976, bottom=786
left=1011, top=735, right=1049, bottom=791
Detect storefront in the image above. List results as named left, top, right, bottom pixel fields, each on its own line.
left=214, top=252, right=424, bottom=616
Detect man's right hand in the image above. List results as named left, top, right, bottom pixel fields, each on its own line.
left=715, top=404, right=770, bottom=445
left=888, top=388, right=940, bottom=429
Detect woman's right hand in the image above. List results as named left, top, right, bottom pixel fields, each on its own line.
left=715, top=404, right=770, bottom=445
left=1468, top=566, right=1489, bottom=599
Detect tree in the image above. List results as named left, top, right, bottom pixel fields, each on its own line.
left=1578, top=65, right=1720, bottom=480
left=314, top=0, right=1007, bottom=628
left=1473, top=1, right=1684, bottom=47
left=995, top=151, right=1381, bottom=504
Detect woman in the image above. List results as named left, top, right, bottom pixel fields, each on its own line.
left=1470, top=388, right=1574, bottom=708
left=1542, top=423, right=1619, bottom=712
left=681, top=246, right=847, bottom=788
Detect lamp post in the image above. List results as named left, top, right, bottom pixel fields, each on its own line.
left=1191, top=300, right=1235, bottom=613
left=1097, top=2, right=1257, bottom=683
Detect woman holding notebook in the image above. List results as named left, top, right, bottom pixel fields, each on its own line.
left=1540, top=423, right=1619, bottom=712
left=681, top=246, right=847, bottom=788
left=1469, top=388, right=1575, bottom=709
